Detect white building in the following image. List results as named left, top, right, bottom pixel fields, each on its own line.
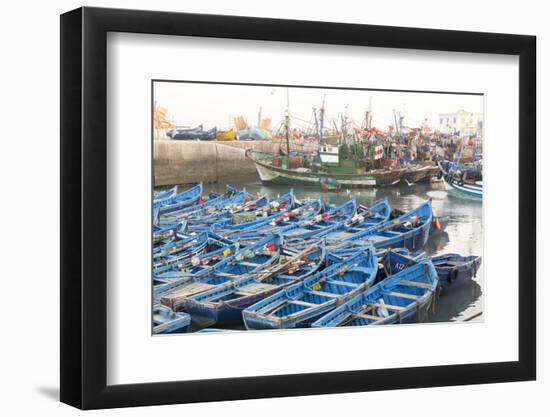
left=438, top=110, right=483, bottom=137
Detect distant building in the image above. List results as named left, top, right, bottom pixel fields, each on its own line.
left=438, top=110, right=483, bottom=137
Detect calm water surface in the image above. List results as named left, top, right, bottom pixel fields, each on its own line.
left=204, top=178, right=483, bottom=324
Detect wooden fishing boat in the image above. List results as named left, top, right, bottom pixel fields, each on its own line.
left=401, top=164, right=440, bottom=185
left=438, top=161, right=482, bottom=201
left=276, top=198, right=358, bottom=242
left=345, top=198, right=392, bottom=231
left=153, top=232, right=237, bottom=276
left=168, top=126, right=217, bottom=140
left=187, top=194, right=269, bottom=228
left=152, top=304, right=191, bottom=334
left=155, top=183, right=203, bottom=214
left=210, top=191, right=295, bottom=231
left=311, top=260, right=438, bottom=327
left=181, top=241, right=326, bottom=326
left=221, top=198, right=324, bottom=241
left=159, top=234, right=282, bottom=311
left=247, top=149, right=407, bottom=188
left=153, top=221, right=186, bottom=245
left=324, top=199, right=433, bottom=251
left=159, top=189, right=245, bottom=223
left=384, top=249, right=481, bottom=293
left=153, top=231, right=208, bottom=264
left=242, top=247, right=377, bottom=330
left=216, top=129, right=236, bottom=141
left=153, top=186, right=178, bottom=204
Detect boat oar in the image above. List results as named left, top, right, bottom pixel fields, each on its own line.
left=254, top=242, right=322, bottom=282
left=376, top=215, right=421, bottom=232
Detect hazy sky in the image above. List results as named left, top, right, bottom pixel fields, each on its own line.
left=154, top=82, right=483, bottom=131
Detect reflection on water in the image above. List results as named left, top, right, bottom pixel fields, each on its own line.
left=205, top=178, right=484, bottom=323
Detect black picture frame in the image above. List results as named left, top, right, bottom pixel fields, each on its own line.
left=60, top=6, right=536, bottom=410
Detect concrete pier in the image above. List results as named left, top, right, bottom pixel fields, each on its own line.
left=154, top=140, right=281, bottom=186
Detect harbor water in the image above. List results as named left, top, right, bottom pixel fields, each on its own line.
left=203, top=177, right=483, bottom=325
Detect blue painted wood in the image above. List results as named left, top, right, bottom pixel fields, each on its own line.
left=154, top=183, right=204, bottom=214
left=439, top=161, right=482, bottom=201
left=152, top=304, right=191, bottom=334
left=311, top=260, right=438, bottom=327
left=181, top=241, right=327, bottom=325
left=385, top=249, right=482, bottom=293
left=242, top=246, right=377, bottom=330
left=325, top=199, right=433, bottom=252
left=152, top=220, right=187, bottom=245
left=153, top=186, right=178, bottom=205
left=157, top=234, right=282, bottom=310
left=210, top=191, right=295, bottom=231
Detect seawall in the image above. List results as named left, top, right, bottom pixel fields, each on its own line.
left=153, top=140, right=281, bottom=186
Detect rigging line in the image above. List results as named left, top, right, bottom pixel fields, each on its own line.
left=289, top=115, right=315, bottom=125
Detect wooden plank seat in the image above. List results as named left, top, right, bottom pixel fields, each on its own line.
left=166, top=282, right=215, bottom=298
left=399, top=279, right=432, bottom=288
left=238, top=261, right=260, bottom=268
left=290, top=299, right=317, bottom=308
left=215, top=272, right=242, bottom=278
left=275, top=274, right=299, bottom=281
left=305, top=290, right=340, bottom=298
left=327, top=280, right=360, bottom=288
left=236, top=282, right=279, bottom=295
left=368, top=302, right=405, bottom=312
left=388, top=291, right=419, bottom=300
left=355, top=313, right=382, bottom=321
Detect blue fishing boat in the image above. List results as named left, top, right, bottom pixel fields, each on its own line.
left=153, top=231, right=208, bottom=265
left=211, top=191, right=295, bottom=232
left=188, top=194, right=269, bottom=228
left=159, top=234, right=282, bottom=311
left=153, top=186, right=178, bottom=204
left=153, top=221, right=186, bottom=245
left=343, top=198, right=392, bottom=231
left=277, top=198, right=358, bottom=242
left=325, top=199, right=433, bottom=251
left=152, top=304, right=191, bottom=334
left=155, top=183, right=203, bottom=214
left=167, top=125, right=217, bottom=140
left=242, top=247, right=377, bottom=330
left=181, top=241, right=326, bottom=326
left=384, top=249, right=482, bottom=293
left=439, top=161, right=482, bottom=201
left=160, top=189, right=245, bottom=223
left=153, top=232, right=237, bottom=276
left=223, top=198, right=324, bottom=241
left=311, top=260, right=438, bottom=327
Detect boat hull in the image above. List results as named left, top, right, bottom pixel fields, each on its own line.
left=248, top=150, right=404, bottom=188
left=433, top=255, right=482, bottom=293
left=402, top=165, right=439, bottom=184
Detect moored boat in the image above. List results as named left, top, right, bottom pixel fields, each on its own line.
left=153, top=186, right=178, bottom=204
left=216, top=129, right=236, bottom=141
left=323, top=199, right=433, bottom=252
left=384, top=249, right=482, bottom=293
left=159, top=234, right=282, bottom=311
left=311, top=260, right=438, bottom=327
left=242, top=247, right=377, bottom=330
left=181, top=241, right=326, bottom=326
left=438, top=161, right=482, bottom=201
left=152, top=304, right=191, bottom=334
left=153, top=221, right=186, bottom=245
left=168, top=125, right=217, bottom=140
left=247, top=149, right=406, bottom=188
left=154, top=183, right=203, bottom=214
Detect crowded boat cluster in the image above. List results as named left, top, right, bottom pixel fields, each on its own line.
left=152, top=183, right=482, bottom=334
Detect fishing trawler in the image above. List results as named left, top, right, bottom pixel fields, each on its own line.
left=247, top=95, right=438, bottom=188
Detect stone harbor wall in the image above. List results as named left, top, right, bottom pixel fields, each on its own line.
left=153, top=140, right=281, bottom=186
